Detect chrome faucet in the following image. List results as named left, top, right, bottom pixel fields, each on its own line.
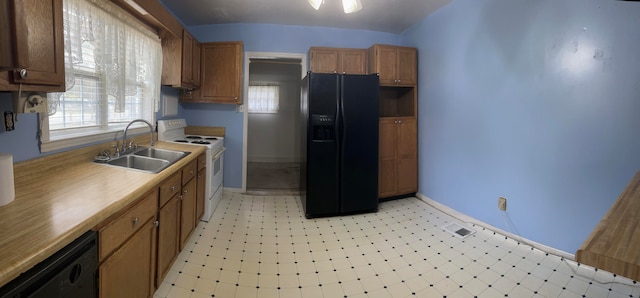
left=122, top=119, right=155, bottom=153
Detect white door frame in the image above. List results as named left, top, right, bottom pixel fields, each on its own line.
left=242, top=51, right=307, bottom=193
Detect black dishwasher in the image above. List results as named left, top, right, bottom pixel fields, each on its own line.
left=0, top=230, right=98, bottom=298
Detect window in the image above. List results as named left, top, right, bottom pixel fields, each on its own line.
left=247, top=84, right=280, bottom=113
left=42, top=0, right=162, bottom=152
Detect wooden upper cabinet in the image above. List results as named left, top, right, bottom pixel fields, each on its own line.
left=309, top=47, right=367, bottom=74
left=192, top=41, right=201, bottom=87
left=193, top=41, right=243, bottom=104
left=368, top=44, right=417, bottom=86
left=0, top=0, right=65, bottom=92
left=181, top=31, right=194, bottom=86
left=162, top=29, right=201, bottom=89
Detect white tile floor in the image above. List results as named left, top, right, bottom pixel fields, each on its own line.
left=154, top=193, right=640, bottom=298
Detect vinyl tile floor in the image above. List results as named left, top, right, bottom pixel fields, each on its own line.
left=154, top=193, right=640, bottom=298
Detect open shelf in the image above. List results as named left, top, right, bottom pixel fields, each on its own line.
left=379, top=86, right=416, bottom=118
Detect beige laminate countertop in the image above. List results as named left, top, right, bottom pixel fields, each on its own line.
left=0, top=140, right=206, bottom=288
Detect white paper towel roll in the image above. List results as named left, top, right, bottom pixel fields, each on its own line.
left=0, top=154, right=15, bottom=206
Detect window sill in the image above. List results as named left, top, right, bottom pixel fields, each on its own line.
left=41, top=126, right=151, bottom=153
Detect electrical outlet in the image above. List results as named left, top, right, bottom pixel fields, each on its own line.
left=498, top=196, right=507, bottom=211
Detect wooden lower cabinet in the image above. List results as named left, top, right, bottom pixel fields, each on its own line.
left=99, top=215, right=157, bottom=298
left=97, top=155, right=207, bottom=294
left=156, top=194, right=180, bottom=286
left=196, top=168, right=206, bottom=221
left=180, top=176, right=197, bottom=250
left=378, top=117, right=418, bottom=198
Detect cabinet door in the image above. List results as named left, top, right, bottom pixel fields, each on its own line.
left=396, top=118, right=418, bottom=194
left=199, top=42, right=243, bottom=104
left=340, top=49, right=367, bottom=74
left=0, top=1, right=21, bottom=70
left=0, top=0, right=65, bottom=91
left=309, top=48, right=339, bottom=73
left=192, top=40, right=201, bottom=87
left=100, top=218, right=157, bottom=298
left=196, top=168, right=206, bottom=221
left=397, top=48, right=417, bottom=86
left=180, top=178, right=197, bottom=250
left=181, top=30, right=194, bottom=87
left=156, top=194, right=180, bottom=286
left=373, top=45, right=397, bottom=86
left=378, top=118, right=398, bottom=198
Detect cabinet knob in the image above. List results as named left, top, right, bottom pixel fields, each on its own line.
left=170, top=186, right=176, bottom=192
left=154, top=220, right=159, bottom=228
left=179, top=195, right=183, bottom=200
left=19, top=68, right=27, bottom=79
left=133, top=217, right=139, bottom=225
left=234, top=97, right=238, bottom=100
left=183, top=189, right=188, bottom=194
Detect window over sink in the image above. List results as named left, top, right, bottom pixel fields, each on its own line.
left=41, top=0, right=162, bottom=152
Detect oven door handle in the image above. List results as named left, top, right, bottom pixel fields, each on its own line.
left=212, top=147, right=226, bottom=160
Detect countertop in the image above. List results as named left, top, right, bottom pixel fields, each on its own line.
left=576, top=171, right=640, bottom=282
left=0, top=139, right=206, bottom=288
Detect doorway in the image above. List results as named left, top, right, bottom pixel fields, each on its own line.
left=242, top=52, right=307, bottom=194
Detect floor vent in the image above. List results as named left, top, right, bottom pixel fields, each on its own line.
left=442, top=222, right=476, bottom=239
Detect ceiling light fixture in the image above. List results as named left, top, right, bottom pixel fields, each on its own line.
left=342, top=0, right=362, bottom=13
left=308, top=0, right=322, bottom=10
left=307, top=0, right=363, bottom=13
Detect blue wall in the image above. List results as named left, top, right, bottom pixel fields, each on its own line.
left=403, top=0, right=640, bottom=253
left=0, top=93, right=41, bottom=161
left=185, top=23, right=403, bottom=189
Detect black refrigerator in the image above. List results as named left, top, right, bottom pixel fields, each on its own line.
left=300, top=73, right=379, bottom=218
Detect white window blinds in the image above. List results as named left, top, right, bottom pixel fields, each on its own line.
left=248, top=84, right=280, bottom=113
left=42, top=0, right=162, bottom=151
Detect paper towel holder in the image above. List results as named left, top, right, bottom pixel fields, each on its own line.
left=12, top=91, right=48, bottom=114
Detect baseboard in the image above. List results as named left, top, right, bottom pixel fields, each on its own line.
left=248, top=156, right=301, bottom=163
left=223, top=187, right=243, bottom=193
left=415, top=193, right=575, bottom=261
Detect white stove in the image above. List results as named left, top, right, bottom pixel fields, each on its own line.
left=157, top=119, right=225, bottom=222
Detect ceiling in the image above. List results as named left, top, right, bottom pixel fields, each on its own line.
left=159, top=0, right=452, bottom=34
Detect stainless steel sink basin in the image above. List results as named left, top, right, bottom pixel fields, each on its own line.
left=106, top=155, right=170, bottom=173
left=132, top=147, right=187, bottom=163
left=95, top=147, right=190, bottom=174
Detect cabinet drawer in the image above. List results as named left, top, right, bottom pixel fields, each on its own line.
left=182, top=159, right=197, bottom=185
left=197, top=153, right=206, bottom=172
left=99, top=189, right=158, bottom=261
left=159, top=172, right=181, bottom=208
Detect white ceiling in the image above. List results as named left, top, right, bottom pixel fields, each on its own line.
left=159, top=0, right=452, bottom=34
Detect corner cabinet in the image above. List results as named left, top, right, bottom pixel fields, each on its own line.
left=378, top=118, right=418, bottom=198
left=309, top=47, right=367, bottom=74
left=0, top=0, right=65, bottom=92
left=188, top=41, right=243, bottom=104
left=368, top=44, right=416, bottom=86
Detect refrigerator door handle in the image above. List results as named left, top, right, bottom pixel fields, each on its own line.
left=339, top=77, right=346, bottom=159
left=336, top=75, right=342, bottom=178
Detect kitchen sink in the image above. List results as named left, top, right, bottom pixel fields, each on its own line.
left=96, top=147, right=190, bottom=174
left=106, top=155, right=170, bottom=173
left=132, top=147, right=187, bottom=163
